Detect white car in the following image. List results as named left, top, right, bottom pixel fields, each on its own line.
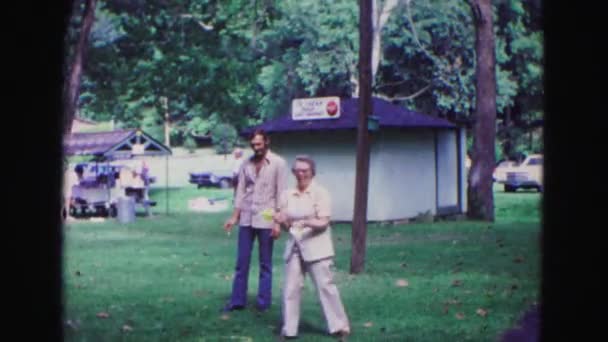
left=493, top=160, right=519, bottom=183
left=504, top=154, right=543, bottom=192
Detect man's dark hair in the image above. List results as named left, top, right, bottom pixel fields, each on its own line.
left=74, top=164, right=84, bottom=175
left=249, top=129, right=270, bottom=143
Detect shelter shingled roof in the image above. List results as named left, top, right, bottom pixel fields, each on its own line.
left=243, top=97, right=457, bottom=135
left=64, top=129, right=171, bottom=159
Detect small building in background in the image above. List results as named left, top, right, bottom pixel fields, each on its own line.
left=243, top=97, right=467, bottom=222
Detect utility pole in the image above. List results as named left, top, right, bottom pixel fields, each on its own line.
left=161, top=96, right=170, bottom=147
left=351, top=0, right=373, bottom=274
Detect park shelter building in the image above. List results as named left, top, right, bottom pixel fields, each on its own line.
left=64, top=129, right=172, bottom=159
left=244, top=97, right=467, bottom=222
left=64, top=129, right=173, bottom=215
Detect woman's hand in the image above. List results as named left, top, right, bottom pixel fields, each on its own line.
left=272, top=212, right=283, bottom=223
left=273, top=212, right=293, bottom=231
left=273, top=212, right=288, bottom=225
left=291, top=219, right=307, bottom=229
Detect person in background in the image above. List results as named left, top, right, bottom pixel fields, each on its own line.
left=231, top=147, right=244, bottom=194
left=273, top=155, right=350, bottom=341
left=62, top=163, right=83, bottom=221
left=222, top=129, right=288, bottom=312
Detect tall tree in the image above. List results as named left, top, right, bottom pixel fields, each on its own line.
left=63, top=0, right=97, bottom=135
left=467, top=0, right=497, bottom=221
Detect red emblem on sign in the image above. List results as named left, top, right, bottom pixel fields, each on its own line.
left=326, top=101, right=338, bottom=116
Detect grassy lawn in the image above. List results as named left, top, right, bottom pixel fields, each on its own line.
left=63, top=185, right=541, bottom=341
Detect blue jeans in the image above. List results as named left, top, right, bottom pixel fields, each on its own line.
left=229, top=226, right=274, bottom=309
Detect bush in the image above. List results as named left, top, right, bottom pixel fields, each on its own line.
left=414, top=210, right=435, bottom=223
left=183, top=135, right=197, bottom=153
left=210, top=123, right=238, bottom=155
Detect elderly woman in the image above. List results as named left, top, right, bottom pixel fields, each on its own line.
left=274, top=155, right=350, bottom=341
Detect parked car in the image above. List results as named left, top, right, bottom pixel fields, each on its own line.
left=493, top=160, right=519, bottom=183
left=189, top=169, right=233, bottom=189
left=504, top=154, right=543, bottom=192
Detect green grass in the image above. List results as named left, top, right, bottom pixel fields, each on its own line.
left=63, top=186, right=541, bottom=341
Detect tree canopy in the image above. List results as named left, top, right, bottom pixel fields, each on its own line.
left=66, top=0, right=542, bottom=158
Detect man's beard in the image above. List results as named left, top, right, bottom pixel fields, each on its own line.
left=252, top=149, right=266, bottom=161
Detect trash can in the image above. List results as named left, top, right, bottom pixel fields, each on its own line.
left=116, top=196, right=135, bottom=224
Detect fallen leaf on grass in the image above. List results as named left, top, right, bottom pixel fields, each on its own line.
left=445, top=299, right=461, bottom=305
left=395, top=279, right=409, bottom=287
left=122, top=324, right=133, bottom=332
left=96, top=312, right=110, bottom=319
left=220, top=314, right=230, bottom=320
left=363, top=322, right=374, bottom=328
left=179, top=328, right=192, bottom=337
left=455, top=312, right=465, bottom=320
left=476, top=308, right=488, bottom=317
left=452, top=280, right=463, bottom=287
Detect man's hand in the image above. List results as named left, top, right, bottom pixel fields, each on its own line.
left=224, top=217, right=237, bottom=234
left=273, top=212, right=288, bottom=225
left=271, top=224, right=281, bottom=240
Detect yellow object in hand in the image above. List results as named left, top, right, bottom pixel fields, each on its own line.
left=261, top=208, right=274, bottom=222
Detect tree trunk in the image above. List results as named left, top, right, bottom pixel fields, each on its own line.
left=351, top=0, right=373, bottom=274
left=63, top=0, right=97, bottom=135
left=502, top=106, right=514, bottom=159
left=371, top=0, right=400, bottom=80
left=467, top=0, right=496, bottom=221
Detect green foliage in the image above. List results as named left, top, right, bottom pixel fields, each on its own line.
left=186, top=116, right=212, bottom=136
left=140, top=106, right=164, bottom=142
left=183, top=135, right=198, bottom=153
left=67, top=0, right=542, bottom=158
left=210, top=123, right=238, bottom=155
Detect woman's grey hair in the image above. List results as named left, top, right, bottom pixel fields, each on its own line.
left=292, top=155, right=316, bottom=176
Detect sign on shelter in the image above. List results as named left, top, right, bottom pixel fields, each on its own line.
left=292, top=97, right=341, bottom=120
